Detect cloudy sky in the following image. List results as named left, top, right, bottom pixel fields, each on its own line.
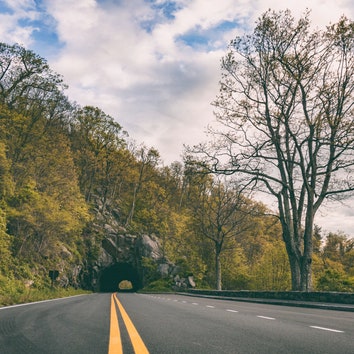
left=0, top=0, right=353, bottom=236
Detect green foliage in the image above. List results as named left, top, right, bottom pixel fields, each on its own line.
left=0, top=142, right=14, bottom=198
left=140, top=278, right=173, bottom=293
left=220, top=247, right=251, bottom=290
left=0, top=206, right=12, bottom=274
left=161, top=211, right=208, bottom=285
left=0, top=274, right=91, bottom=307
left=316, top=268, right=354, bottom=292
left=313, top=231, right=354, bottom=291
left=250, top=240, right=291, bottom=291
left=141, top=257, right=160, bottom=284
left=0, top=275, right=27, bottom=306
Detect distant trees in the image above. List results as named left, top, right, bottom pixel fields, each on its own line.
left=0, top=43, right=88, bottom=276
left=0, top=43, right=67, bottom=110
left=125, top=145, right=161, bottom=227
left=192, top=10, right=354, bottom=291
left=0, top=43, right=71, bottom=164
left=0, top=142, right=12, bottom=275
left=312, top=228, right=354, bottom=291
left=70, top=105, right=127, bottom=206
left=2, top=104, right=89, bottom=261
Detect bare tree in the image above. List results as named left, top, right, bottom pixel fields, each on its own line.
left=191, top=177, right=253, bottom=290
left=193, top=10, right=354, bottom=291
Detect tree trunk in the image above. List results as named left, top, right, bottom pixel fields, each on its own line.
left=300, top=256, right=312, bottom=291
left=301, top=206, right=314, bottom=291
left=287, top=249, right=301, bottom=291
left=125, top=183, right=138, bottom=226
left=285, top=236, right=313, bottom=291
left=215, top=244, right=222, bottom=290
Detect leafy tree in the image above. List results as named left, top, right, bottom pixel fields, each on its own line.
left=157, top=162, right=189, bottom=214
left=322, top=232, right=353, bottom=263
left=125, top=145, right=160, bottom=227
left=251, top=240, right=291, bottom=290
left=0, top=204, right=12, bottom=275
left=316, top=231, right=354, bottom=286
left=7, top=134, right=89, bottom=261
left=70, top=106, right=127, bottom=206
left=0, top=43, right=71, bottom=163
left=3, top=105, right=89, bottom=265
left=163, top=211, right=208, bottom=285
left=0, top=43, right=66, bottom=109
left=221, top=247, right=251, bottom=290
left=192, top=10, right=354, bottom=291
left=0, top=141, right=14, bottom=199
left=316, top=260, right=354, bottom=292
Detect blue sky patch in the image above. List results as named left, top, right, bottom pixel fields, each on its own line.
left=214, top=20, right=239, bottom=32
left=16, top=11, right=63, bottom=57
left=177, top=20, right=239, bottom=50
left=178, top=29, right=210, bottom=48
left=151, top=0, right=181, bottom=20
left=0, top=1, right=14, bottom=14
left=141, top=0, right=181, bottom=32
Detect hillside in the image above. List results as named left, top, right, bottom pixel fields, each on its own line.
left=0, top=43, right=353, bottom=305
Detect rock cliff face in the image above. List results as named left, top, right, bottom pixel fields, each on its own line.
left=79, top=199, right=195, bottom=291
left=87, top=233, right=174, bottom=291
left=82, top=232, right=194, bottom=292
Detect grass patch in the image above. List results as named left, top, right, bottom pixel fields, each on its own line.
left=139, top=278, right=174, bottom=293
left=0, top=276, right=91, bottom=307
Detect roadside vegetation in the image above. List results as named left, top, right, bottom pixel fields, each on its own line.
left=0, top=275, right=90, bottom=307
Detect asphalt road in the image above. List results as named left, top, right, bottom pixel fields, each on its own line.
left=0, top=292, right=353, bottom=353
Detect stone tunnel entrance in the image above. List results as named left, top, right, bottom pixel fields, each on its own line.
left=98, top=263, right=142, bottom=292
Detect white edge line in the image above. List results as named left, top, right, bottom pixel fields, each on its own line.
left=310, top=326, right=344, bottom=333
left=257, top=315, right=275, bottom=320
left=0, top=294, right=88, bottom=311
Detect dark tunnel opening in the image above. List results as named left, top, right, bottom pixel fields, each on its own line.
left=99, top=263, right=142, bottom=292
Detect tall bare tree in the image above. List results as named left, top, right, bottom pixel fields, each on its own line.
left=193, top=10, right=354, bottom=291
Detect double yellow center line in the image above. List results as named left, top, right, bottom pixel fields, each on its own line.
left=108, top=293, right=149, bottom=354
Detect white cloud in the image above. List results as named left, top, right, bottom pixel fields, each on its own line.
left=41, top=0, right=354, bottom=160
left=256, top=0, right=353, bottom=26
left=0, top=0, right=39, bottom=45
left=315, top=201, right=354, bottom=237
left=42, top=1, right=248, bottom=160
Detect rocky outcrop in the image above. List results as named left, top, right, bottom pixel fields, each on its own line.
left=79, top=197, right=195, bottom=291
left=136, top=234, right=163, bottom=260
left=173, top=274, right=196, bottom=290
left=85, top=231, right=195, bottom=291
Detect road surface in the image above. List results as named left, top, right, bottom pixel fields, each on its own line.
left=0, top=292, right=353, bottom=353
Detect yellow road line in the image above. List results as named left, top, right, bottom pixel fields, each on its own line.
left=113, top=294, right=150, bottom=354
left=108, top=294, right=123, bottom=354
